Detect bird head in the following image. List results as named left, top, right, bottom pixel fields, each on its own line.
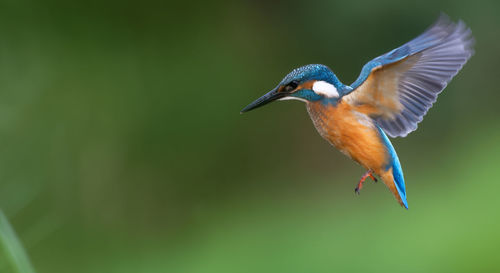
left=241, top=64, right=347, bottom=113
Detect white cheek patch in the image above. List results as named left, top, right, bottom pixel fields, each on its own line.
left=312, top=81, right=339, bottom=98
left=278, top=96, right=308, bottom=103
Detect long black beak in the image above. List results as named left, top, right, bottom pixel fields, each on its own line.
left=240, top=87, right=286, bottom=113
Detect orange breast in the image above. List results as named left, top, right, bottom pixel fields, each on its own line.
left=306, top=100, right=390, bottom=172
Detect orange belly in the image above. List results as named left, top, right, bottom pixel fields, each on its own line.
left=306, top=100, right=390, bottom=172
left=306, top=100, right=406, bottom=207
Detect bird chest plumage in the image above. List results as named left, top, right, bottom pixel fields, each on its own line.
left=306, top=100, right=389, bottom=171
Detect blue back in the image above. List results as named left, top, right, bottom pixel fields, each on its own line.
left=376, top=126, right=408, bottom=209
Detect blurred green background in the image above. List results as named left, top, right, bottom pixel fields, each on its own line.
left=0, top=0, right=498, bottom=272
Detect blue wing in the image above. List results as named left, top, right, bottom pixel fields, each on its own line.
left=345, top=14, right=474, bottom=137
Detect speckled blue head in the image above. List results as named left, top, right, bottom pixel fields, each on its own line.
left=241, top=64, right=349, bottom=113
left=280, top=64, right=343, bottom=87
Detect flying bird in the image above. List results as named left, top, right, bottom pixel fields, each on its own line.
left=241, top=14, right=474, bottom=209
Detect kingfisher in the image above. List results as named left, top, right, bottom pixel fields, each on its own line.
left=241, top=14, right=474, bottom=209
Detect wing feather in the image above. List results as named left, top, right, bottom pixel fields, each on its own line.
left=345, top=14, right=474, bottom=137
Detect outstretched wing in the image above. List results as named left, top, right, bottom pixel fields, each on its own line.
left=344, top=14, right=474, bottom=138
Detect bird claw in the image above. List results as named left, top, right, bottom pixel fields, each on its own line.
left=354, top=170, right=377, bottom=195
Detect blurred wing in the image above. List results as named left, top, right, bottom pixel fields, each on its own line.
left=345, top=14, right=474, bottom=137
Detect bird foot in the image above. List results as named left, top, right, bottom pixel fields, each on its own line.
left=354, top=170, right=377, bottom=195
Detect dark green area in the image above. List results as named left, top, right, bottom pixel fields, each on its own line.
left=0, top=0, right=498, bottom=272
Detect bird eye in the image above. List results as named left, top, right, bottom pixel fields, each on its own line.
left=284, top=81, right=299, bottom=92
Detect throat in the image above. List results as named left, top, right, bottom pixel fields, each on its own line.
left=278, top=96, right=308, bottom=103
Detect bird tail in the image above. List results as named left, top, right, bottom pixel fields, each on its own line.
left=377, top=126, right=409, bottom=209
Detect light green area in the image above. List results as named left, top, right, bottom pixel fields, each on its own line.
left=0, top=210, right=36, bottom=273
left=0, top=0, right=498, bottom=272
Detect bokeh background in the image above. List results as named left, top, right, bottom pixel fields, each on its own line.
left=0, top=0, right=498, bottom=272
